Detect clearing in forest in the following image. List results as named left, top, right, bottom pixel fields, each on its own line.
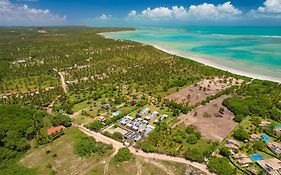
left=20, top=128, right=112, bottom=175
left=176, top=95, right=237, bottom=142
left=165, top=77, right=243, bottom=106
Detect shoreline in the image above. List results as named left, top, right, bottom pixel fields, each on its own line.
left=152, top=44, right=281, bottom=83
left=100, top=32, right=281, bottom=83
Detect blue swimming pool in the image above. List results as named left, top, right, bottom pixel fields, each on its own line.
left=275, top=125, right=281, bottom=129
left=250, top=154, right=264, bottom=161
left=260, top=134, right=270, bottom=142
left=113, top=110, right=121, bottom=116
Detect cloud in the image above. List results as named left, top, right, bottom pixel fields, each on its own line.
left=188, top=2, right=241, bottom=19
left=127, top=1, right=241, bottom=21
left=128, top=6, right=188, bottom=20
left=99, top=14, right=112, bottom=20
left=249, top=0, right=281, bottom=19
left=0, top=0, right=66, bottom=25
left=258, top=0, right=281, bottom=13
left=128, top=10, right=137, bottom=17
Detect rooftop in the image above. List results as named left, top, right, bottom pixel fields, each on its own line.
left=47, top=125, right=65, bottom=135
left=257, top=158, right=281, bottom=175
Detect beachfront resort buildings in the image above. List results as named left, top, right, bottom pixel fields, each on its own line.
left=257, top=158, right=281, bottom=175
left=267, top=142, right=281, bottom=156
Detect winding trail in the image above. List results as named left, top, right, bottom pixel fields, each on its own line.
left=77, top=125, right=214, bottom=175
left=135, top=159, right=142, bottom=175
left=103, top=147, right=119, bottom=175
left=53, top=68, right=67, bottom=94
left=47, top=95, right=61, bottom=115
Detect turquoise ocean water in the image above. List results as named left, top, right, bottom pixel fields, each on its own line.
left=104, top=26, right=281, bottom=82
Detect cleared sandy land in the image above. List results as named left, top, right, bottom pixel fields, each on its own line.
left=176, top=95, right=237, bottom=142
left=166, top=77, right=243, bottom=106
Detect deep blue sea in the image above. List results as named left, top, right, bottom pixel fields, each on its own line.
left=105, top=26, right=281, bottom=82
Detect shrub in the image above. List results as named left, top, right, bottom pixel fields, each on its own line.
left=185, top=149, right=204, bottom=162
left=233, top=115, right=244, bottom=122
left=50, top=114, right=72, bottom=127
left=88, top=120, right=104, bottom=132
left=74, top=136, right=112, bottom=156
left=113, top=148, right=132, bottom=163
left=253, top=141, right=266, bottom=151
left=219, top=146, right=231, bottom=157
left=173, top=135, right=183, bottom=143
left=112, top=132, right=123, bottom=141
left=185, top=126, right=195, bottom=134
left=207, top=157, right=234, bottom=175
left=203, top=112, right=210, bottom=118
left=142, top=143, right=156, bottom=153
left=186, top=135, right=198, bottom=144
left=233, top=126, right=249, bottom=141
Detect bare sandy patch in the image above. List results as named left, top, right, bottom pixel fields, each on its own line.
left=176, top=95, right=237, bottom=142
left=166, top=77, right=243, bottom=106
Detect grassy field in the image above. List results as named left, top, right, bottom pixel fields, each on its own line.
left=20, top=128, right=113, bottom=175
left=19, top=127, right=192, bottom=175
left=87, top=157, right=168, bottom=175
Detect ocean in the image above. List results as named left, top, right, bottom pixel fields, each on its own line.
left=104, top=26, right=281, bottom=82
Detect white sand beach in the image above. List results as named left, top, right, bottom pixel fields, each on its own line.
left=152, top=44, right=281, bottom=83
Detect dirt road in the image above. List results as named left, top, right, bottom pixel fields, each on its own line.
left=53, top=68, right=67, bottom=94
left=77, top=125, right=214, bottom=175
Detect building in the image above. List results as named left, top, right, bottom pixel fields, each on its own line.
left=274, top=128, right=281, bottom=135
left=233, top=153, right=253, bottom=167
left=257, top=158, right=281, bottom=175
left=267, top=142, right=281, bottom=155
left=225, top=139, right=240, bottom=153
left=259, top=121, right=270, bottom=129
left=124, top=142, right=130, bottom=147
left=144, top=111, right=158, bottom=121
left=139, top=108, right=150, bottom=116
left=98, top=116, right=106, bottom=122
left=47, top=125, right=65, bottom=135
left=249, top=134, right=261, bottom=142
left=233, top=153, right=247, bottom=159
left=237, top=158, right=253, bottom=167
left=247, top=167, right=258, bottom=175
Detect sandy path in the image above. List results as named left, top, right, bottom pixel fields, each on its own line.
left=136, top=159, right=142, bottom=175
left=103, top=148, right=119, bottom=175
left=47, top=95, right=61, bottom=115
left=77, top=125, right=214, bottom=175
left=53, top=68, right=67, bottom=94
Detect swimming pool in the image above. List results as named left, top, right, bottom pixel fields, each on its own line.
left=275, top=125, right=281, bottom=129
left=260, top=134, right=270, bottom=142
left=250, top=154, right=264, bottom=161
left=113, top=110, right=121, bottom=116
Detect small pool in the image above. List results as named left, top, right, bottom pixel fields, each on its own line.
left=113, top=110, right=121, bottom=116
left=275, top=125, right=281, bottom=129
left=250, top=154, right=264, bottom=161
left=260, top=134, right=270, bottom=142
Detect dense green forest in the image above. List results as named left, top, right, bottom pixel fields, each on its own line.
left=223, top=80, right=281, bottom=122
left=0, top=104, right=46, bottom=175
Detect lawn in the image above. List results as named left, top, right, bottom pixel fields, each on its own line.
left=20, top=128, right=112, bottom=175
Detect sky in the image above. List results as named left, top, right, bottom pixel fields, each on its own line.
left=0, top=0, right=281, bottom=26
